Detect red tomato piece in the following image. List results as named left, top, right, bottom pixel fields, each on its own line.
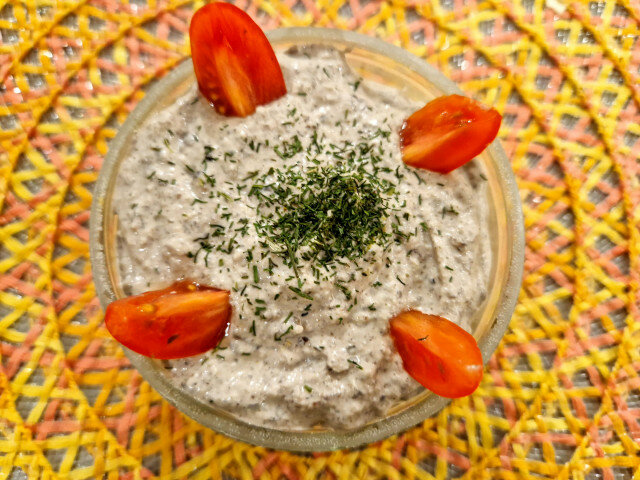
left=189, top=2, right=287, bottom=117
left=389, top=310, right=483, bottom=398
left=400, top=94, right=502, bottom=174
left=105, top=280, right=231, bottom=359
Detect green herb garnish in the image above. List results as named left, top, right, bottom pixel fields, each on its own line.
left=274, top=325, right=293, bottom=341
left=348, top=359, right=363, bottom=370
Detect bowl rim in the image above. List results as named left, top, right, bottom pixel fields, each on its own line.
left=89, top=26, right=525, bottom=452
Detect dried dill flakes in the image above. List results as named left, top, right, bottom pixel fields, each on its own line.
left=256, top=171, right=389, bottom=266
left=289, top=286, right=313, bottom=300
left=185, top=127, right=412, bottom=316
left=441, top=205, right=459, bottom=218
left=273, top=135, right=303, bottom=159
left=348, top=359, right=363, bottom=370
left=250, top=134, right=398, bottom=278
left=274, top=325, right=294, bottom=341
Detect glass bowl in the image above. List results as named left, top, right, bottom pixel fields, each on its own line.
left=90, top=27, right=524, bottom=452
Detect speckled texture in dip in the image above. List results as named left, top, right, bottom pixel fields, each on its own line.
left=113, top=46, right=491, bottom=429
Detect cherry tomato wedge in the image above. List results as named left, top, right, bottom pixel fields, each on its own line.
left=189, top=2, right=287, bottom=117
left=399, top=94, right=501, bottom=174
left=105, top=280, right=231, bottom=359
left=389, top=310, right=483, bottom=398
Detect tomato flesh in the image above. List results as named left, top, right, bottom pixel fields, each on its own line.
left=400, top=94, right=502, bottom=174
left=105, top=280, right=231, bottom=359
left=389, top=310, right=483, bottom=398
left=189, top=3, right=287, bottom=117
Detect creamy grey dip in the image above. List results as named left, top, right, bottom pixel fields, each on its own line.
left=113, top=46, right=491, bottom=429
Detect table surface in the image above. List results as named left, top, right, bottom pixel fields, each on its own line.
left=1, top=0, right=640, bottom=479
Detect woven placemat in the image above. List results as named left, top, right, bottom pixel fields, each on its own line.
left=1, top=0, right=639, bottom=478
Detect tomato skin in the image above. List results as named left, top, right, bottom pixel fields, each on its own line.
left=400, top=94, right=501, bottom=174
left=189, top=2, right=287, bottom=117
left=105, top=280, right=231, bottom=359
left=389, top=310, right=483, bottom=398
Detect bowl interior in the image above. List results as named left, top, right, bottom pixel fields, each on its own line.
left=90, top=27, right=524, bottom=451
